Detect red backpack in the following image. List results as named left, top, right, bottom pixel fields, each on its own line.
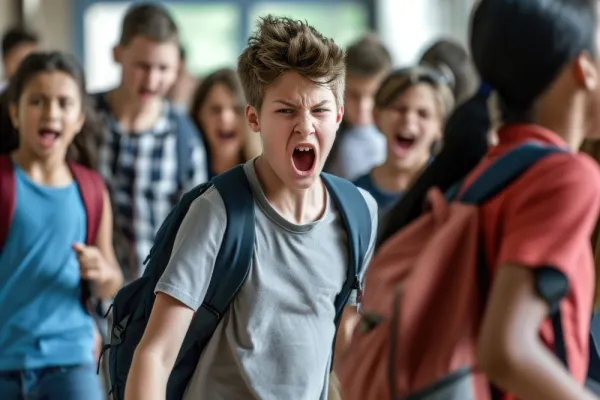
left=339, top=142, right=569, bottom=400
left=0, top=155, right=105, bottom=307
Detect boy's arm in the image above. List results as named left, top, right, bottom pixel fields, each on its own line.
left=125, top=293, right=194, bottom=400
left=477, top=265, right=597, bottom=400
left=126, top=190, right=227, bottom=400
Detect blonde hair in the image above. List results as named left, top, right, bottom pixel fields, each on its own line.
left=375, top=66, right=455, bottom=121
left=237, top=15, right=346, bottom=110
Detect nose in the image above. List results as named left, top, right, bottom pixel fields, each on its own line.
left=294, top=111, right=315, bottom=138
left=399, top=109, right=420, bottom=131
left=43, top=100, right=61, bottom=120
left=143, top=67, right=161, bottom=89
left=220, top=107, right=237, bottom=130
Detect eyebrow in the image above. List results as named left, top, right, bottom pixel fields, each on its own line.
left=273, top=100, right=332, bottom=108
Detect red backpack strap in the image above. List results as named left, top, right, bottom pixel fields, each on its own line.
left=68, top=161, right=105, bottom=245
left=0, top=155, right=16, bottom=253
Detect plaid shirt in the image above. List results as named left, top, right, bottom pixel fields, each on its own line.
left=95, top=95, right=208, bottom=280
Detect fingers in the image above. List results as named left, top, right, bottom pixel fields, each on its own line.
left=73, top=243, right=98, bottom=265
left=80, top=266, right=102, bottom=281
left=72, top=242, right=86, bottom=254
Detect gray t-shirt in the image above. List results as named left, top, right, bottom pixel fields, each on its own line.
left=156, top=159, right=378, bottom=400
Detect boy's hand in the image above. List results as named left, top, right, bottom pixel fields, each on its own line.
left=73, top=242, right=110, bottom=284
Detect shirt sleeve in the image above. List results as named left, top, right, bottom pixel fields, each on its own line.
left=346, top=189, right=379, bottom=307
left=497, top=153, right=600, bottom=277
left=155, top=188, right=227, bottom=311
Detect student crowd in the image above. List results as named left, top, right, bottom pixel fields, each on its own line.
left=2, top=1, right=600, bottom=400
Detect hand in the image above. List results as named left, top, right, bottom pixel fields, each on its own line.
left=72, top=242, right=110, bottom=284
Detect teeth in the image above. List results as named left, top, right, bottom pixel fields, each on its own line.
left=296, top=147, right=311, bottom=152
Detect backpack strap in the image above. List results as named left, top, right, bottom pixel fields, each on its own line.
left=68, top=161, right=105, bottom=309
left=321, top=173, right=373, bottom=319
left=459, top=141, right=566, bottom=204
left=0, top=155, right=16, bottom=254
left=202, top=164, right=255, bottom=314
left=460, top=142, right=570, bottom=371
left=69, top=161, right=105, bottom=245
left=173, top=164, right=255, bottom=367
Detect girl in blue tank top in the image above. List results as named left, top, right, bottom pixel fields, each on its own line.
left=0, top=52, right=123, bottom=400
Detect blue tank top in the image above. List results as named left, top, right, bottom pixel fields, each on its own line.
left=0, top=165, right=94, bottom=370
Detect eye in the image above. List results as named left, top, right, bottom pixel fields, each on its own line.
left=276, top=108, right=294, bottom=114
left=418, top=109, right=432, bottom=119
left=313, top=108, right=330, bottom=113
left=27, top=97, right=42, bottom=106
left=59, top=98, right=75, bottom=109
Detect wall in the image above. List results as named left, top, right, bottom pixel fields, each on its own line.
left=376, top=0, right=476, bottom=66
left=24, top=0, right=72, bottom=52
left=0, top=0, right=20, bottom=77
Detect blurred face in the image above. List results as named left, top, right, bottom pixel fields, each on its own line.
left=10, top=71, right=84, bottom=160
left=114, top=36, right=179, bottom=104
left=3, top=42, right=37, bottom=80
left=375, top=83, right=443, bottom=171
left=344, top=72, right=386, bottom=126
left=197, top=83, right=245, bottom=156
left=246, top=71, right=343, bottom=190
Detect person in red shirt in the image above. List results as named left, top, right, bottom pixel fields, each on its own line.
left=469, top=1, right=600, bottom=400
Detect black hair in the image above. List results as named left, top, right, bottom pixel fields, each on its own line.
left=419, top=38, right=479, bottom=105
left=1, top=26, right=38, bottom=56
left=471, top=0, right=597, bottom=123
left=377, top=85, right=491, bottom=248
left=5, top=51, right=101, bottom=169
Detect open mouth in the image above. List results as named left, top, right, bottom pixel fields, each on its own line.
left=138, top=88, right=156, bottom=98
left=217, top=130, right=236, bottom=140
left=292, top=145, right=316, bottom=174
left=38, top=128, right=61, bottom=148
left=395, top=133, right=416, bottom=150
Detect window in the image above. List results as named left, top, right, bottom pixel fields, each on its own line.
left=77, top=0, right=373, bottom=92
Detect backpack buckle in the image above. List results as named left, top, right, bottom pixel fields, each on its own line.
left=111, top=315, right=130, bottom=345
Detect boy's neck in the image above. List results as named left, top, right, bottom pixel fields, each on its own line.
left=253, top=156, right=326, bottom=225
left=11, top=148, right=72, bottom=186
left=108, top=86, right=164, bottom=133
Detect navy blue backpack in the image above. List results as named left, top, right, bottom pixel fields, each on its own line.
left=102, top=165, right=372, bottom=400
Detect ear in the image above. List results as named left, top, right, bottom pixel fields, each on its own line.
left=573, top=51, right=598, bottom=92
left=245, top=104, right=261, bottom=133
left=8, top=103, right=19, bottom=130
left=113, top=45, right=122, bottom=64
left=336, top=105, right=344, bottom=127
